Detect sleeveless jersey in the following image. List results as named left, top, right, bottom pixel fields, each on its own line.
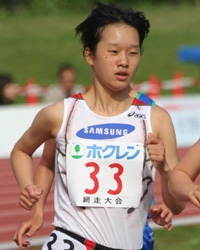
left=53, top=92, right=156, bottom=250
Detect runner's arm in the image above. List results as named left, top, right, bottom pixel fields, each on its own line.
left=151, top=106, right=186, bottom=214
left=33, top=138, right=55, bottom=211
left=13, top=139, right=56, bottom=247
left=10, top=103, right=61, bottom=191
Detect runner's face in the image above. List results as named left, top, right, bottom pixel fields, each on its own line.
left=86, top=23, right=141, bottom=92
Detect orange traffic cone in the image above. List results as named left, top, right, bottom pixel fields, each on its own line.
left=147, top=74, right=161, bottom=98
left=26, top=79, right=39, bottom=105
left=172, top=70, right=185, bottom=97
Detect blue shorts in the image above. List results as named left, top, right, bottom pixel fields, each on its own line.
left=143, top=220, right=154, bottom=250
left=143, top=196, right=155, bottom=250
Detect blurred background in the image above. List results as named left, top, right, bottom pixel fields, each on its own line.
left=0, top=0, right=200, bottom=249
left=0, top=0, right=200, bottom=102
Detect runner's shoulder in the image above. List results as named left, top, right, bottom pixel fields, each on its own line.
left=36, top=100, right=64, bottom=125
left=152, top=103, right=171, bottom=121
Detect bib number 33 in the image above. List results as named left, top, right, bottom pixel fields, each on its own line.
left=85, top=162, right=123, bottom=195
left=67, top=141, right=144, bottom=208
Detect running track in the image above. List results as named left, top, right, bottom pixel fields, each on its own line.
left=1, top=148, right=200, bottom=250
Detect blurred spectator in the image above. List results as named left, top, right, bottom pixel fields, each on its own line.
left=0, top=74, right=19, bottom=105
left=44, top=63, right=83, bottom=103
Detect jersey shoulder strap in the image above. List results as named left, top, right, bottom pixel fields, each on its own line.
left=71, top=92, right=155, bottom=106
left=71, top=93, right=83, bottom=100
left=132, top=92, right=155, bottom=107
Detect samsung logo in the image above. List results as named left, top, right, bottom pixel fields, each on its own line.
left=76, top=123, right=135, bottom=139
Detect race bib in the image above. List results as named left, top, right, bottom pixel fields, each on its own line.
left=66, top=140, right=144, bottom=208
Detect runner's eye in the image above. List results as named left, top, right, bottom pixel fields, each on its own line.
left=109, top=50, right=118, bottom=54
left=130, top=51, right=138, bottom=55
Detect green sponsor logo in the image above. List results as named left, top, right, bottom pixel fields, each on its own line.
left=70, top=142, right=85, bottom=159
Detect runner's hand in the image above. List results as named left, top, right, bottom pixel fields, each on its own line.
left=13, top=214, right=43, bottom=248
left=146, top=133, right=166, bottom=172
left=19, top=185, right=43, bottom=210
left=149, top=204, right=173, bottom=231
left=188, top=185, right=200, bottom=208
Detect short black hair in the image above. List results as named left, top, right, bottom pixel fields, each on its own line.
left=76, top=1, right=150, bottom=55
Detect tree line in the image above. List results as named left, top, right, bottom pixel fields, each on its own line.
left=0, top=0, right=199, bottom=13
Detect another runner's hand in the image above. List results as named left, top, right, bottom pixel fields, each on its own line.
left=149, top=204, right=173, bottom=232
left=146, top=133, right=166, bottom=172
left=20, top=185, right=43, bottom=210
left=188, top=185, right=200, bottom=208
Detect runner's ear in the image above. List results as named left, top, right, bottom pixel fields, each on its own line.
left=84, top=47, right=94, bottom=66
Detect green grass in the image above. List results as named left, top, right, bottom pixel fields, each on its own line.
left=0, top=11, right=87, bottom=86
left=154, top=224, right=200, bottom=250
left=0, top=3, right=200, bottom=97
left=137, top=4, right=200, bottom=82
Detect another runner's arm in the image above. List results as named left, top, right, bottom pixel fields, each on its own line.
left=169, top=139, right=200, bottom=208
left=151, top=106, right=186, bottom=214
left=10, top=102, right=61, bottom=192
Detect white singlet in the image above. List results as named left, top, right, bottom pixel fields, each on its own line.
left=52, top=93, right=156, bottom=250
